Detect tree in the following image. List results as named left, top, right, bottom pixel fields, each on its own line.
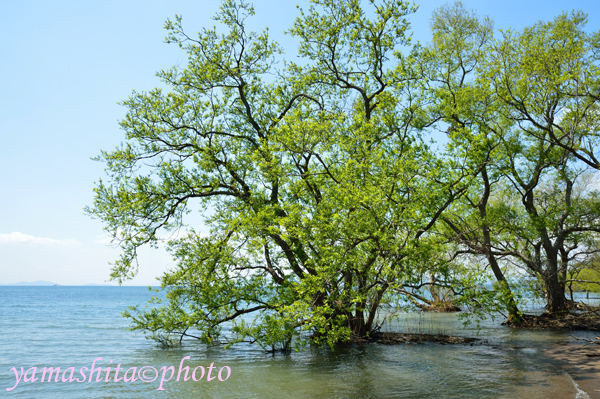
left=478, top=12, right=600, bottom=313
left=416, top=2, right=522, bottom=321
left=420, top=4, right=600, bottom=316
left=87, top=0, right=465, bottom=350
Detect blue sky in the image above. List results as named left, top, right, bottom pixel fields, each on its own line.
left=1, top=0, right=599, bottom=285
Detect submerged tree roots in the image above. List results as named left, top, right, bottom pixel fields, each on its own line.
left=503, top=305, right=600, bottom=331
left=370, top=332, right=477, bottom=345
left=418, top=300, right=461, bottom=313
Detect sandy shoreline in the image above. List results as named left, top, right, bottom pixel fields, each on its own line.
left=539, top=342, right=600, bottom=399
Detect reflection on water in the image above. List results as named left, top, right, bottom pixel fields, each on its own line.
left=0, top=287, right=597, bottom=398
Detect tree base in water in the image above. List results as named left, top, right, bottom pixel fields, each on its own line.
left=418, top=301, right=462, bottom=313
left=503, top=306, right=600, bottom=331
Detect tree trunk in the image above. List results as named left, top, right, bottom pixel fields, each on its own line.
left=429, top=274, right=441, bottom=303
left=543, top=271, right=567, bottom=313
left=478, top=167, right=521, bottom=322
left=482, top=223, right=521, bottom=321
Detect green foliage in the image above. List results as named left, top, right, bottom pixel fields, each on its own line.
left=427, top=3, right=600, bottom=314
left=88, top=0, right=470, bottom=349
left=572, top=268, right=600, bottom=292
left=478, top=12, right=600, bottom=312
left=569, top=254, right=600, bottom=293
left=89, top=0, right=600, bottom=348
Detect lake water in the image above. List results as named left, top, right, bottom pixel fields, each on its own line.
left=1, top=287, right=598, bottom=398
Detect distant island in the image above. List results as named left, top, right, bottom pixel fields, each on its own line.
left=0, top=280, right=57, bottom=286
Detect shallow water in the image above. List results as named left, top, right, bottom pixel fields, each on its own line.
left=0, top=287, right=597, bottom=398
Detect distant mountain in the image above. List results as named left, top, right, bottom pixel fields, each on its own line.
left=0, top=280, right=57, bottom=286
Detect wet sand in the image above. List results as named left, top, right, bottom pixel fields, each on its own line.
left=540, top=342, right=600, bottom=398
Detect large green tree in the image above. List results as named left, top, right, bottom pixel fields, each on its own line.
left=419, top=3, right=600, bottom=316
left=429, top=7, right=600, bottom=315
left=479, top=11, right=600, bottom=313
left=87, top=0, right=465, bottom=350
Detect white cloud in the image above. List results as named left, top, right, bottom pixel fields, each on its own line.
left=92, top=229, right=212, bottom=247
left=0, top=232, right=80, bottom=246
left=93, top=234, right=115, bottom=245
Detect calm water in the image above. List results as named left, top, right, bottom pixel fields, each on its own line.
left=0, top=287, right=598, bottom=398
